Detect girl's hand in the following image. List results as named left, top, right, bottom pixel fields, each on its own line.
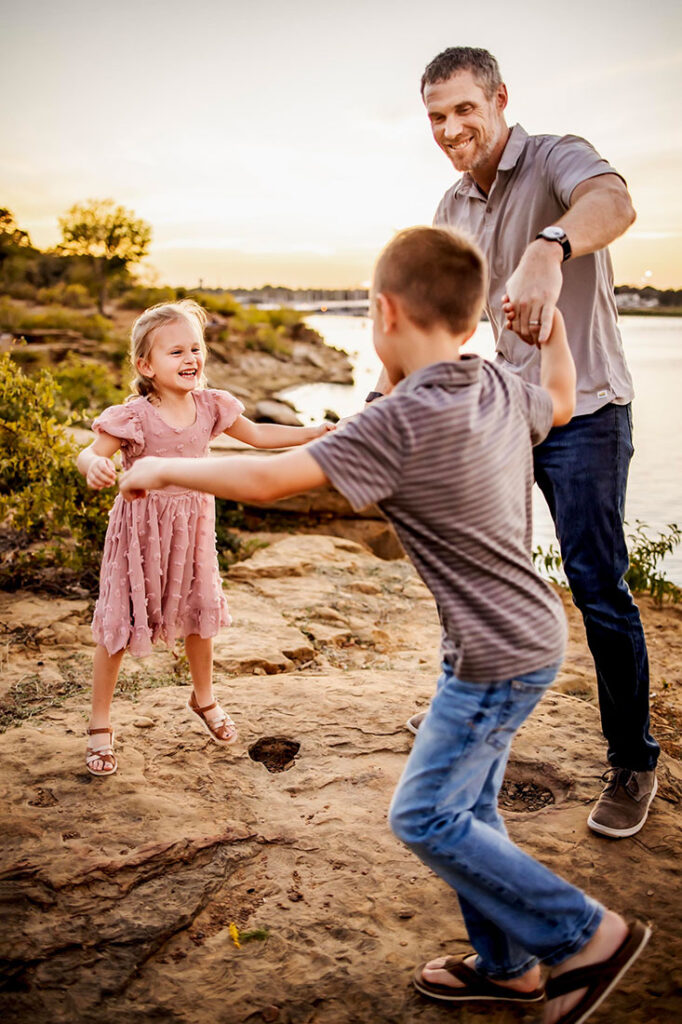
left=119, top=457, right=165, bottom=501
left=309, top=422, right=336, bottom=439
left=86, top=456, right=117, bottom=490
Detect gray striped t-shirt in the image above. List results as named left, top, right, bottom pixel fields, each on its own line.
left=309, top=356, right=566, bottom=683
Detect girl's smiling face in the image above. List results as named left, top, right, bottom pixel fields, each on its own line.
left=137, top=319, right=205, bottom=397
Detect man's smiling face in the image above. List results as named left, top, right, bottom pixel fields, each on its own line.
left=423, top=70, right=508, bottom=182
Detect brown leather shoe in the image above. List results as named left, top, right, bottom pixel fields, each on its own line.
left=587, top=769, right=657, bottom=838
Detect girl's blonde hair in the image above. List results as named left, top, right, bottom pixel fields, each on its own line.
left=127, top=299, right=209, bottom=401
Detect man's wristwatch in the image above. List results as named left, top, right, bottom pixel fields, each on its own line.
left=536, top=226, right=572, bottom=262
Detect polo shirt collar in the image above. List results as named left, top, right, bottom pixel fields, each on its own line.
left=396, top=356, right=482, bottom=393
left=455, top=123, right=529, bottom=196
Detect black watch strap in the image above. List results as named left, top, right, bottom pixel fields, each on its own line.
left=536, top=227, right=572, bottom=262
left=365, top=390, right=384, bottom=404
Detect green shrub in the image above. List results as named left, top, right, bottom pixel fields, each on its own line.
left=0, top=297, right=111, bottom=340
left=0, top=352, right=112, bottom=591
left=244, top=325, right=293, bottom=358
left=52, top=353, right=125, bottom=425
left=262, top=306, right=304, bottom=330
left=119, top=285, right=178, bottom=309
left=37, top=282, right=92, bottom=308
left=3, top=281, right=38, bottom=301
left=623, top=521, right=682, bottom=604
left=191, top=291, right=242, bottom=317
left=533, top=521, right=682, bottom=604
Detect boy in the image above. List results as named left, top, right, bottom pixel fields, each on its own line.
left=120, top=228, right=649, bottom=1024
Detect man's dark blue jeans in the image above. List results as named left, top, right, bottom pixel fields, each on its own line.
left=533, top=402, right=659, bottom=772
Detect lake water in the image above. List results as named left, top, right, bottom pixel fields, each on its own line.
left=281, top=315, right=682, bottom=585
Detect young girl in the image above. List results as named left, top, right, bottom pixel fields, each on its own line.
left=77, top=299, right=332, bottom=777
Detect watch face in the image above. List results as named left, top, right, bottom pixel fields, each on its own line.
left=543, top=226, right=564, bottom=240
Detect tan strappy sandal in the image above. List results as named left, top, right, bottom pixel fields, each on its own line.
left=186, top=692, right=238, bottom=745
left=86, top=727, right=117, bottom=777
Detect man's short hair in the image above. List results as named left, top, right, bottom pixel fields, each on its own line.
left=373, top=227, right=486, bottom=336
left=421, top=47, right=502, bottom=98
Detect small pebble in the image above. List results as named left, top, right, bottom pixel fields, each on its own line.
left=133, top=717, right=155, bottom=728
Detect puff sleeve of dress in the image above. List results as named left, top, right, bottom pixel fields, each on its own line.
left=91, top=403, right=145, bottom=458
left=207, top=388, right=245, bottom=439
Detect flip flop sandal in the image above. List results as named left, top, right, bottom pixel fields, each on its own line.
left=187, top=692, right=238, bottom=745
left=545, top=919, right=651, bottom=1024
left=86, top=727, right=117, bottom=777
left=413, top=956, right=545, bottom=1003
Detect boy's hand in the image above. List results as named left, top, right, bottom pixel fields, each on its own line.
left=86, top=456, right=117, bottom=490
left=119, top=457, right=166, bottom=501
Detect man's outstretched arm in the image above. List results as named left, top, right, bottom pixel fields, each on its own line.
left=119, top=448, right=328, bottom=504
left=505, top=174, right=636, bottom=343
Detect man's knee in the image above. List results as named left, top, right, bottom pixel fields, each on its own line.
left=564, top=566, right=638, bottom=624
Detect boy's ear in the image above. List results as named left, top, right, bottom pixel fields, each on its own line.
left=376, top=292, right=399, bottom=333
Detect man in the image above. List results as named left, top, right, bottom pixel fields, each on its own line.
left=394, top=46, right=659, bottom=840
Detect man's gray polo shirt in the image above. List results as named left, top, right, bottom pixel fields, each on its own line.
left=309, top=356, right=567, bottom=684
left=434, top=124, right=634, bottom=417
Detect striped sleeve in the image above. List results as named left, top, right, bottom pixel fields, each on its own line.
left=307, top=400, right=413, bottom=511
left=517, top=379, right=554, bottom=445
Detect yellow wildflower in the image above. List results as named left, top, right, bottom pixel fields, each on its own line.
left=228, top=922, right=241, bottom=949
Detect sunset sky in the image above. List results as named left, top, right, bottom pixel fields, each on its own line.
left=2, top=0, right=681, bottom=288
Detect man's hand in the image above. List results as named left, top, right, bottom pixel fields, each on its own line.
left=503, top=239, right=564, bottom=344
left=86, top=456, right=117, bottom=490
left=119, top=457, right=166, bottom=501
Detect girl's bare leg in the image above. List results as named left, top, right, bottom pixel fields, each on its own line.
left=88, top=644, right=125, bottom=772
left=185, top=634, right=236, bottom=741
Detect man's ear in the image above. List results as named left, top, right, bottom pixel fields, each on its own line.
left=376, top=291, right=399, bottom=334
left=495, top=83, right=508, bottom=113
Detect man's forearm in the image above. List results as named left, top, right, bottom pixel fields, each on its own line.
left=546, top=175, right=636, bottom=259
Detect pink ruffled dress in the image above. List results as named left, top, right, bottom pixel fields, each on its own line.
left=91, top=388, right=244, bottom=656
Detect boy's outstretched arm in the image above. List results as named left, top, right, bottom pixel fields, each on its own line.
left=502, top=299, right=576, bottom=426
left=536, top=309, right=576, bottom=426
left=119, top=448, right=328, bottom=503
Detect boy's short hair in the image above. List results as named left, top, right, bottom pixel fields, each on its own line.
left=373, top=227, right=486, bottom=335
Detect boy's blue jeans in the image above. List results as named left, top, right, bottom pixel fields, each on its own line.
left=389, top=661, right=603, bottom=979
left=534, top=402, right=659, bottom=772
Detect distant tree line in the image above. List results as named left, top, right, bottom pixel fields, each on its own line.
left=0, top=201, right=151, bottom=315
left=614, top=284, right=682, bottom=307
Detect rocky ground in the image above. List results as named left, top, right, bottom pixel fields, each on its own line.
left=1, top=534, right=681, bottom=1023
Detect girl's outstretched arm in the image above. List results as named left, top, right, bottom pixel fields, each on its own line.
left=76, top=433, right=121, bottom=489
left=225, top=415, right=334, bottom=449
left=120, top=448, right=328, bottom=504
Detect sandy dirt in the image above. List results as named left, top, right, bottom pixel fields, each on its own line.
left=1, top=534, right=681, bottom=1023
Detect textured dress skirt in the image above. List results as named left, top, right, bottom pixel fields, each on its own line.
left=90, top=388, right=244, bottom=657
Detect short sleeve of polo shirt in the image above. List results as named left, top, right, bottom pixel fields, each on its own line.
left=545, top=135, right=624, bottom=209
left=307, top=400, right=412, bottom=511
left=504, top=373, right=554, bottom=446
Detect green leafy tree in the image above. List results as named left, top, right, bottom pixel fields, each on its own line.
left=0, top=208, right=32, bottom=251
left=58, top=199, right=151, bottom=315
